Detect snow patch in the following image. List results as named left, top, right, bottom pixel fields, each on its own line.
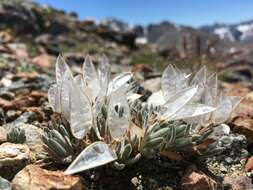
left=214, top=27, right=234, bottom=41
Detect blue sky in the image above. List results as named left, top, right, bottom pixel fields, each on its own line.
left=35, top=0, right=253, bottom=27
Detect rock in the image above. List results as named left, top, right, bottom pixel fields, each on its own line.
left=142, top=77, right=161, bottom=92
left=31, top=54, right=52, bottom=68
left=0, top=176, right=11, bottom=190
left=7, top=43, right=29, bottom=60
left=134, top=64, right=154, bottom=74
left=245, top=156, right=253, bottom=172
left=0, top=108, right=5, bottom=125
left=12, top=165, right=87, bottom=190
left=35, top=34, right=53, bottom=45
left=0, top=143, right=34, bottom=179
left=0, top=127, right=7, bottom=144
left=14, top=123, right=47, bottom=159
left=97, top=18, right=137, bottom=47
left=0, top=0, right=41, bottom=33
left=205, top=133, right=248, bottom=177
left=0, top=142, right=33, bottom=167
left=223, top=175, right=253, bottom=190
left=5, top=110, right=22, bottom=121
left=0, top=91, right=47, bottom=111
left=0, top=31, right=13, bottom=43
left=181, top=167, right=218, bottom=190
left=99, top=18, right=131, bottom=33
left=10, top=111, right=37, bottom=125
left=233, top=115, right=253, bottom=144
left=213, top=133, right=248, bottom=164
left=0, top=91, right=15, bottom=100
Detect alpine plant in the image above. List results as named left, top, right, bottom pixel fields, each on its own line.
left=45, top=55, right=241, bottom=175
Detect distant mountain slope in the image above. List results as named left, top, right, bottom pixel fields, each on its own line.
left=1, top=0, right=253, bottom=62
left=134, top=21, right=232, bottom=55
left=199, top=20, right=253, bottom=42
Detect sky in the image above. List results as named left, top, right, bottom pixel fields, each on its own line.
left=35, top=0, right=253, bottom=27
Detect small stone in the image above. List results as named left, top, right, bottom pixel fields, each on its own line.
left=31, top=54, right=52, bottom=68
left=0, top=108, right=5, bottom=125
left=0, top=127, right=7, bottom=144
left=15, top=123, right=47, bottom=159
left=245, top=156, right=253, bottom=172
left=233, top=116, right=253, bottom=144
left=6, top=110, right=22, bottom=121
left=0, top=142, right=33, bottom=167
left=181, top=167, right=218, bottom=190
left=0, top=91, right=15, bottom=101
left=142, top=77, right=161, bottom=92
left=220, top=164, right=228, bottom=173
left=0, top=143, right=34, bottom=179
left=7, top=43, right=29, bottom=60
left=0, top=176, right=11, bottom=190
left=131, top=177, right=139, bottom=187
left=12, top=165, right=87, bottom=190
left=10, top=111, right=37, bottom=125
left=0, top=31, right=13, bottom=43
left=224, top=175, right=253, bottom=190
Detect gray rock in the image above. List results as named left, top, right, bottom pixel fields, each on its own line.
left=16, top=123, right=47, bottom=159
left=0, top=177, right=11, bottom=190
left=4, top=122, right=46, bottom=160
left=142, top=77, right=161, bottom=92
left=224, top=175, right=253, bottom=190
left=205, top=133, right=249, bottom=177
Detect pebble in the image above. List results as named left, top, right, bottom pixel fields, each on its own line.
left=0, top=142, right=34, bottom=179
left=12, top=165, right=87, bottom=190
left=15, top=123, right=47, bottom=159
left=181, top=166, right=218, bottom=190
left=245, top=156, right=253, bottom=172
left=224, top=175, right=253, bottom=190
left=0, top=176, right=11, bottom=190
left=0, top=142, right=33, bottom=167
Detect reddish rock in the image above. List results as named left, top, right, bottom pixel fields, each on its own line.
left=133, top=64, right=153, bottom=73
left=31, top=54, right=52, bottom=68
left=7, top=43, right=29, bottom=59
left=12, top=165, right=87, bottom=190
left=245, top=156, right=253, bottom=172
left=233, top=115, right=253, bottom=144
left=79, top=19, right=95, bottom=26
left=14, top=48, right=29, bottom=59
left=181, top=167, right=217, bottom=190
left=224, top=175, right=253, bottom=190
left=0, top=91, right=46, bottom=111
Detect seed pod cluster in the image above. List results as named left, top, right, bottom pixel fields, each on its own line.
left=45, top=55, right=241, bottom=174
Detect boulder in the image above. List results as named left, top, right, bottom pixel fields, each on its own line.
left=12, top=165, right=87, bottom=190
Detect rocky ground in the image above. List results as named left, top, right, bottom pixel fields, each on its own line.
left=0, top=0, right=253, bottom=190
